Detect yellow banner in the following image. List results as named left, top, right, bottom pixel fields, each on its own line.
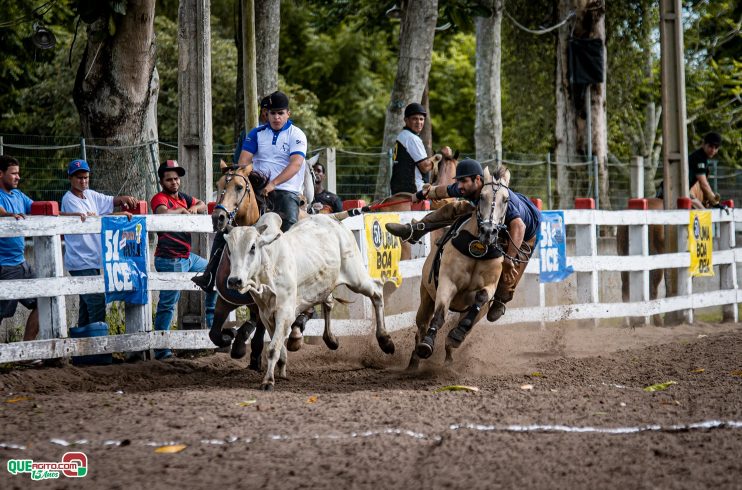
left=689, top=210, right=713, bottom=277
left=364, top=213, right=403, bottom=287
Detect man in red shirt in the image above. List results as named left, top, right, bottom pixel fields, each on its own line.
left=150, top=160, right=216, bottom=360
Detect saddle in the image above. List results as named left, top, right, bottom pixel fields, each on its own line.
left=428, top=215, right=503, bottom=291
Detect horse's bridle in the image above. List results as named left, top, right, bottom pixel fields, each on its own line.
left=476, top=180, right=508, bottom=241
left=215, top=168, right=252, bottom=227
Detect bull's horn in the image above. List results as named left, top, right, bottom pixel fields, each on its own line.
left=224, top=223, right=234, bottom=233
left=220, top=160, right=229, bottom=173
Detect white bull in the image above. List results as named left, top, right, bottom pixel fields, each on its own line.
left=224, top=212, right=395, bottom=390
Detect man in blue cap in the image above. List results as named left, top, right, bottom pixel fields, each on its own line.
left=61, top=159, right=138, bottom=327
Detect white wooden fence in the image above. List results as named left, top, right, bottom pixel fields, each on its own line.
left=0, top=207, right=739, bottom=362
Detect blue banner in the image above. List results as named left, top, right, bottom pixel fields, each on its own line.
left=101, top=216, right=148, bottom=304
left=538, top=211, right=574, bottom=283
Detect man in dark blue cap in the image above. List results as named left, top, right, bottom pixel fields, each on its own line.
left=386, top=158, right=541, bottom=323
left=389, top=102, right=438, bottom=195
left=60, top=159, right=138, bottom=327
left=236, top=90, right=308, bottom=232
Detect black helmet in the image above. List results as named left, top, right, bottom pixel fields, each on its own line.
left=404, top=102, right=427, bottom=118
left=455, top=159, right=484, bottom=180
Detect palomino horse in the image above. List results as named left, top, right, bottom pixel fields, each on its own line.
left=408, top=166, right=511, bottom=369
left=616, top=183, right=715, bottom=326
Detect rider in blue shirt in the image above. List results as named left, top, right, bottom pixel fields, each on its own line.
left=386, top=158, right=541, bottom=322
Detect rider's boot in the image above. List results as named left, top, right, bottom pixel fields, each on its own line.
left=192, top=247, right=222, bottom=292
left=385, top=220, right=428, bottom=243
left=486, top=298, right=506, bottom=322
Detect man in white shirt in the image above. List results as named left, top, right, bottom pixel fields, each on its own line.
left=389, top=102, right=436, bottom=195
left=61, top=159, right=137, bottom=326
left=237, top=91, right=308, bottom=232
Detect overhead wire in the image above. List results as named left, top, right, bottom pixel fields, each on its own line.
left=0, top=1, right=57, bottom=29
left=503, top=6, right=575, bottom=36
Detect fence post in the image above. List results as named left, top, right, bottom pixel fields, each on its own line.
left=593, top=155, right=599, bottom=209
left=574, top=198, right=598, bottom=327
left=32, top=233, right=67, bottom=341
left=720, top=205, right=738, bottom=322
left=675, top=197, right=693, bottom=324
left=546, top=152, right=552, bottom=210
left=711, top=159, right=718, bottom=195
left=80, top=137, right=87, bottom=161
left=322, top=147, right=337, bottom=194
left=630, top=156, right=644, bottom=198
left=627, top=199, right=650, bottom=325
left=0, top=135, right=4, bottom=155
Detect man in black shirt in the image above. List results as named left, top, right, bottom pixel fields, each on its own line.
left=310, top=162, right=343, bottom=213
left=687, top=132, right=721, bottom=208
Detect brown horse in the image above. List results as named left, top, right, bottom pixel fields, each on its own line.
left=208, top=161, right=267, bottom=369
left=616, top=183, right=713, bottom=326
left=408, top=166, right=511, bottom=369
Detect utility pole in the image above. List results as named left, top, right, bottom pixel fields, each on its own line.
left=659, top=0, right=689, bottom=324
left=178, top=0, right=213, bottom=330
left=242, top=0, right=258, bottom=130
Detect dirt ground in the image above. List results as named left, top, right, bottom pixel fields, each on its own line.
left=1, top=320, right=741, bottom=490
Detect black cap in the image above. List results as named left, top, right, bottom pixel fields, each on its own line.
left=266, top=91, right=289, bottom=110
left=260, top=95, right=270, bottom=109
left=703, top=132, right=722, bottom=147
left=158, top=160, right=186, bottom=178
left=455, top=159, right=484, bottom=180
left=404, top=102, right=426, bottom=118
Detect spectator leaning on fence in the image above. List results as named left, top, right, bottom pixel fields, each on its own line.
left=389, top=102, right=437, bottom=195
left=60, top=159, right=138, bottom=327
left=150, top=160, right=216, bottom=361
left=309, top=161, right=343, bottom=214
left=0, top=155, right=39, bottom=341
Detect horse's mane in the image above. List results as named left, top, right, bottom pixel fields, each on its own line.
left=493, top=165, right=509, bottom=182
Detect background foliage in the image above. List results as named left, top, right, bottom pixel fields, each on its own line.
left=0, top=0, right=740, bottom=166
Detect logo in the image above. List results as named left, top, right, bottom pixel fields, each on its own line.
left=296, top=139, right=301, bottom=144
left=693, top=215, right=701, bottom=240
left=7, top=452, right=88, bottom=481
left=468, top=240, right=488, bottom=258
left=372, top=220, right=383, bottom=249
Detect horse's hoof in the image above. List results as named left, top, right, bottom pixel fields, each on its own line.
left=248, top=357, right=262, bottom=372
left=323, top=335, right=340, bottom=351
left=260, top=383, right=274, bottom=392
left=286, top=326, right=303, bottom=352
left=446, top=327, right=466, bottom=348
left=230, top=323, right=252, bottom=359
left=378, top=335, right=395, bottom=355
left=209, top=328, right=235, bottom=348
left=416, top=340, right=433, bottom=359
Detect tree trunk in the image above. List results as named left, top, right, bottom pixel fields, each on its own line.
left=235, top=0, right=280, bottom=141
left=421, top=83, right=433, bottom=156
left=73, top=0, right=158, bottom=201
left=255, top=0, right=280, bottom=100
left=640, top=0, right=660, bottom=197
left=374, top=0, right=438, bottom=200
left=554, top=0, right=607, bottom=209
left=475, top=0, right=503, bottom=166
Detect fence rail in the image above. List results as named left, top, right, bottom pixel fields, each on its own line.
left=0, top=205, right=739, bottom=362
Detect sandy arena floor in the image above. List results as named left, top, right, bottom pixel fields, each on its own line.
left=1, top=320, right=741, bottom=489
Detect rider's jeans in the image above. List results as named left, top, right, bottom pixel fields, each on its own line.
left=268, top=190, right=301, bottom=232
left=154, top=254, right=217, bottom=334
